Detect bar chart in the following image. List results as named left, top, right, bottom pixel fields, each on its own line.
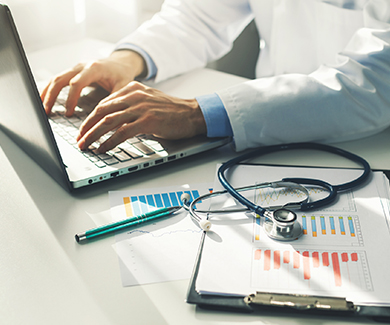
left=300, top=214, right=363, bottom=246
left=251, top=248, right=372, bottom=293
left=253, top=213, right=363, bottom=246
left=122, top=189, right=203, bottom=217
left=109, top=184, right=213, bottom=286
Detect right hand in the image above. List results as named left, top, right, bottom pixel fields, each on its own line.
left=40, top=50, right=147, bottom=117
left=76, top=81, right=207, bottom=153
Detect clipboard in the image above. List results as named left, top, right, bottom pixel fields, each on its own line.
left=186, top=231, right=390, bottom=322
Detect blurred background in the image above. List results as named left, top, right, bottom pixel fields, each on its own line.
left=3, top=0, right=259, bottom=79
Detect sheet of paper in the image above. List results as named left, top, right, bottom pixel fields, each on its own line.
left=196, top=165, right=390, bottom=305
left=109, top=183, right=212, bottom=287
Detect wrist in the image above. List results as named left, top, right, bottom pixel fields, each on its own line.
left=187, top=98, right=207, bottom=136
left=110, top=50, right=147, bottom=79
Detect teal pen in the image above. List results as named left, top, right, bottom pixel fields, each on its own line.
left=75, top=206, right=182, bottom=243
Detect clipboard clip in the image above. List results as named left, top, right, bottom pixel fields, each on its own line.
left=244, top=292, right=356, bottom=312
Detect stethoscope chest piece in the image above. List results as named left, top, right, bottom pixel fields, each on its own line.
left=263, top=208, right=303, bottom=241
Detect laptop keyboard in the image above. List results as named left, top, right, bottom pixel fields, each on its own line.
left=48, top=99, right=164, bottom=168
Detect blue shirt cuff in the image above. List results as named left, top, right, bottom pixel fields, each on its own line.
left=114, top=43, right=157, bottom=80
left=196, top=93, right=233, bottom=138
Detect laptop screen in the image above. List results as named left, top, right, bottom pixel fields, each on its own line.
left=0, top=5, right=71, bottom=190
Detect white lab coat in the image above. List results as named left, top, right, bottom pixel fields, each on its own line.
left=118, top=0, right=390, bottom=151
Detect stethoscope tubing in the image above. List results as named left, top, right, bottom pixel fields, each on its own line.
left=183, top=181, right=310, bottom=217
left=217, top=142, right=371, bottom=216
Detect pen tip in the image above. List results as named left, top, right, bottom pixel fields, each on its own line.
left=75, top=234, right=80, bottom=242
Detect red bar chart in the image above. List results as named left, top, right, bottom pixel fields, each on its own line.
left=251, top=248, right=372, bottom=292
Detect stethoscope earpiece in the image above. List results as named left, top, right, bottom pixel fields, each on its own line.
left=181, top=193, right=212, bottom=231
left=199, top=219, right=212, bottom=231
left=181, top=193, right=191, bottom=205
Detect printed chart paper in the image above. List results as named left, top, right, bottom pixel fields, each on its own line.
left=195, top=165, right=390, bottom=305
left=109, top=183, right=212, bottom=287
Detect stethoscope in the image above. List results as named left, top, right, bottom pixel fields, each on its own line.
left=181, top=142, right=371, bottom=241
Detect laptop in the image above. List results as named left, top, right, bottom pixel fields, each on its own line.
left=0, top=4, right=230, bottom=191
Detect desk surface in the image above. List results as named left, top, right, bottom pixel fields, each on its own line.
left=0, top=39, right=385, bottom=325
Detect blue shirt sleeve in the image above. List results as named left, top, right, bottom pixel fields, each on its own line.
left=196, top=93, right=233, bottom=138
left=114, top=43, right=157, bottom=80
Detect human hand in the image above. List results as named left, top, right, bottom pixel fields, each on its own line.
left=76, top=81, right=207, bottom=153
left=40, top=50, right=146, bottom=116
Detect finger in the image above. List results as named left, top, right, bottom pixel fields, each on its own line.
left=40, top=83, right=49, bottom=102
left=41, top=68, right=83, bottom=115
left=77, top=82, right=148, bottom=140
left=40, top=84, right=53, bottom=114
left=77, top=111, right=129, bottom=151
left=41, top=80, right=67, bottom=115
left=76, top=97, right=131, bottom=141
left=98, top=81, right=146, bottom=106
left=65, top=65, right=102, bottom=116
left=97, top=123, right=139, bottom=153
left=65, top=75, right=84, bottom=117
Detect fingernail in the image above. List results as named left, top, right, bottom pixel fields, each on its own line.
left=77, top=140, right=85, bottom=151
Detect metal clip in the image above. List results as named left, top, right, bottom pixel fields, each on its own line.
left=244, top=292, right=356, bottom=311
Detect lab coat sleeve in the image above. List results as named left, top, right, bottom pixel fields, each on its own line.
left=217, top=1, right=390, bottom=151
left=116, top=0, right=253, bottom=83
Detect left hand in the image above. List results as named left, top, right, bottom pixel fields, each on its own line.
left=76, top=81, right=207, bottom=152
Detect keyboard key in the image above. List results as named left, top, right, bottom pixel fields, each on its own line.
left=108, top=147, right=122, bottom=154
left=104, top=158, right=119, bottom=165
left=122, top=146, right=143, bottom=159
left=132, top=142, right=155, bottom=155
left=92, top=150, right=113, bottom=160
left=122, top=148, right=143, bottom=159
left=126, top=137, right=140, bottom=144
left=88, top=156, right=99, bottom=163
left=114, top=151, right=132, bottom=162
left=94, top=161, right=106, bottom=168
left=141, top=139, right=165, bottom=152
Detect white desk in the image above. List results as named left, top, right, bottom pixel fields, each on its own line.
left=0, top=39, right=384, bottom=324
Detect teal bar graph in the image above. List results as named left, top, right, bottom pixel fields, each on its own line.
left=123, top=189, right=201, bottom=217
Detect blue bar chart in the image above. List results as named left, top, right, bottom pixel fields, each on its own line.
left=253, top=214, right=363, bottom=246
left=300, top=214, right=362, bottom=246
left=109, top=183, right=213, bottom=287
left=123, top=189, right=202, bottom=217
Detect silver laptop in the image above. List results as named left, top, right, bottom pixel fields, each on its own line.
left=0, top=4, right=230, bottom=190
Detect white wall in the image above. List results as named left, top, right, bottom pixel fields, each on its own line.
left=4, top=0, right=257, bottom=78
left=3, top=0, right=163, bottom=53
